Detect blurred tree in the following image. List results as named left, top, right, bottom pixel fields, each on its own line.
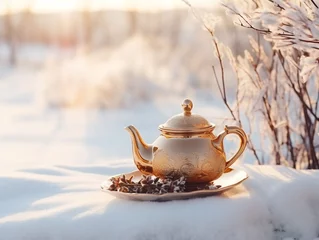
left=3, top=0, right=35, bottom=66
left=20, top=0, right=35, bottom=43
left=3, top=1, right=16, bottom=66
left=128, top=10, right=137, bottom=36
left=125, top=0, right=137, bottom=37
left=80, top=0, right=92, bottom=52
left=170, top=11, right=182, bottom=49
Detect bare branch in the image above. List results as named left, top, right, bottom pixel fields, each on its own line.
left=311, top=0, right=319, bottom=8
left=212, top=38, right=227, bottom=101
left=278, top=51, right=319, bottom=121
left=222, top=3, right=271, bottom=33
left=212, top=66, right=224, bottom=100
left=268, top=0, right=285, bottom=10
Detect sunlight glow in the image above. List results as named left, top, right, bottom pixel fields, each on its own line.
left=0, top=0, right=217, bottom=14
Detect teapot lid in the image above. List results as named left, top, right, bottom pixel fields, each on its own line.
left=159, top=99, right=214, bottom=134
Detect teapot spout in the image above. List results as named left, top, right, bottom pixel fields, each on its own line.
left=125, top=125, right=153, bottom=175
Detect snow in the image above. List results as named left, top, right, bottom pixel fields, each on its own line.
left=0, top=67, right=319, bottom=240
left=0, top=164, right=319, bottom=240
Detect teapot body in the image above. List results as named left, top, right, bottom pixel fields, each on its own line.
left=125, top=99, right=248, bottom=184
left=151, top=134, right=226, bottom=183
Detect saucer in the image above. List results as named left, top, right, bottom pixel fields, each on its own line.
left=101, top=168, right=248, bottom=201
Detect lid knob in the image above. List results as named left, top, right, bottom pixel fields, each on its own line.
left=182, top=99, right=193, bottom=115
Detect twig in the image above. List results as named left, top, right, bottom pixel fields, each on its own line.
left=212, top=66, right=224, bottom=99
left=212, top=38, right=227, bottom=101
left=278, top=51, right=319, bottom=121
left=268, top=0, right=285, bottom=10
left=311, top=0, right=319, bottom=8
left=223, top=4, right=271, bottom=34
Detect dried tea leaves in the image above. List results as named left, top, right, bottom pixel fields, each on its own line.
left=107, top=175, right=221, bottom=194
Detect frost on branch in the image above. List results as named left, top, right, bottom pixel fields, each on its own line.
left=198, top=0, right=319, bottom=168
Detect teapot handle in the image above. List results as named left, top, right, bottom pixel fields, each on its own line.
left=213, top=125, right=247, bottom=170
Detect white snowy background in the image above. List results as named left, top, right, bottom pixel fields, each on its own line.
left=0, top=0, right=319, bottom=239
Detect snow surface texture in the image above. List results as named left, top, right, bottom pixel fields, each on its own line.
left=0, top=164, right=319, bottom=240
left=0, top=67, right=318, bottom=240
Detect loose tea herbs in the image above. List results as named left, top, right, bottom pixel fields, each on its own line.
left=106, top=175, right=221, bottom=194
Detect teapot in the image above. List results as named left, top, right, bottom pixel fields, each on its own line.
left=126, top=99, right=247, bottom=183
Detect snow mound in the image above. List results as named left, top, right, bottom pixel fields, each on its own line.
left=0, top=164, right=318, bottom=240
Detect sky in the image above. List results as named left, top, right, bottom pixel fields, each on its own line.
left=0, top=0, right=218, bottom=14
